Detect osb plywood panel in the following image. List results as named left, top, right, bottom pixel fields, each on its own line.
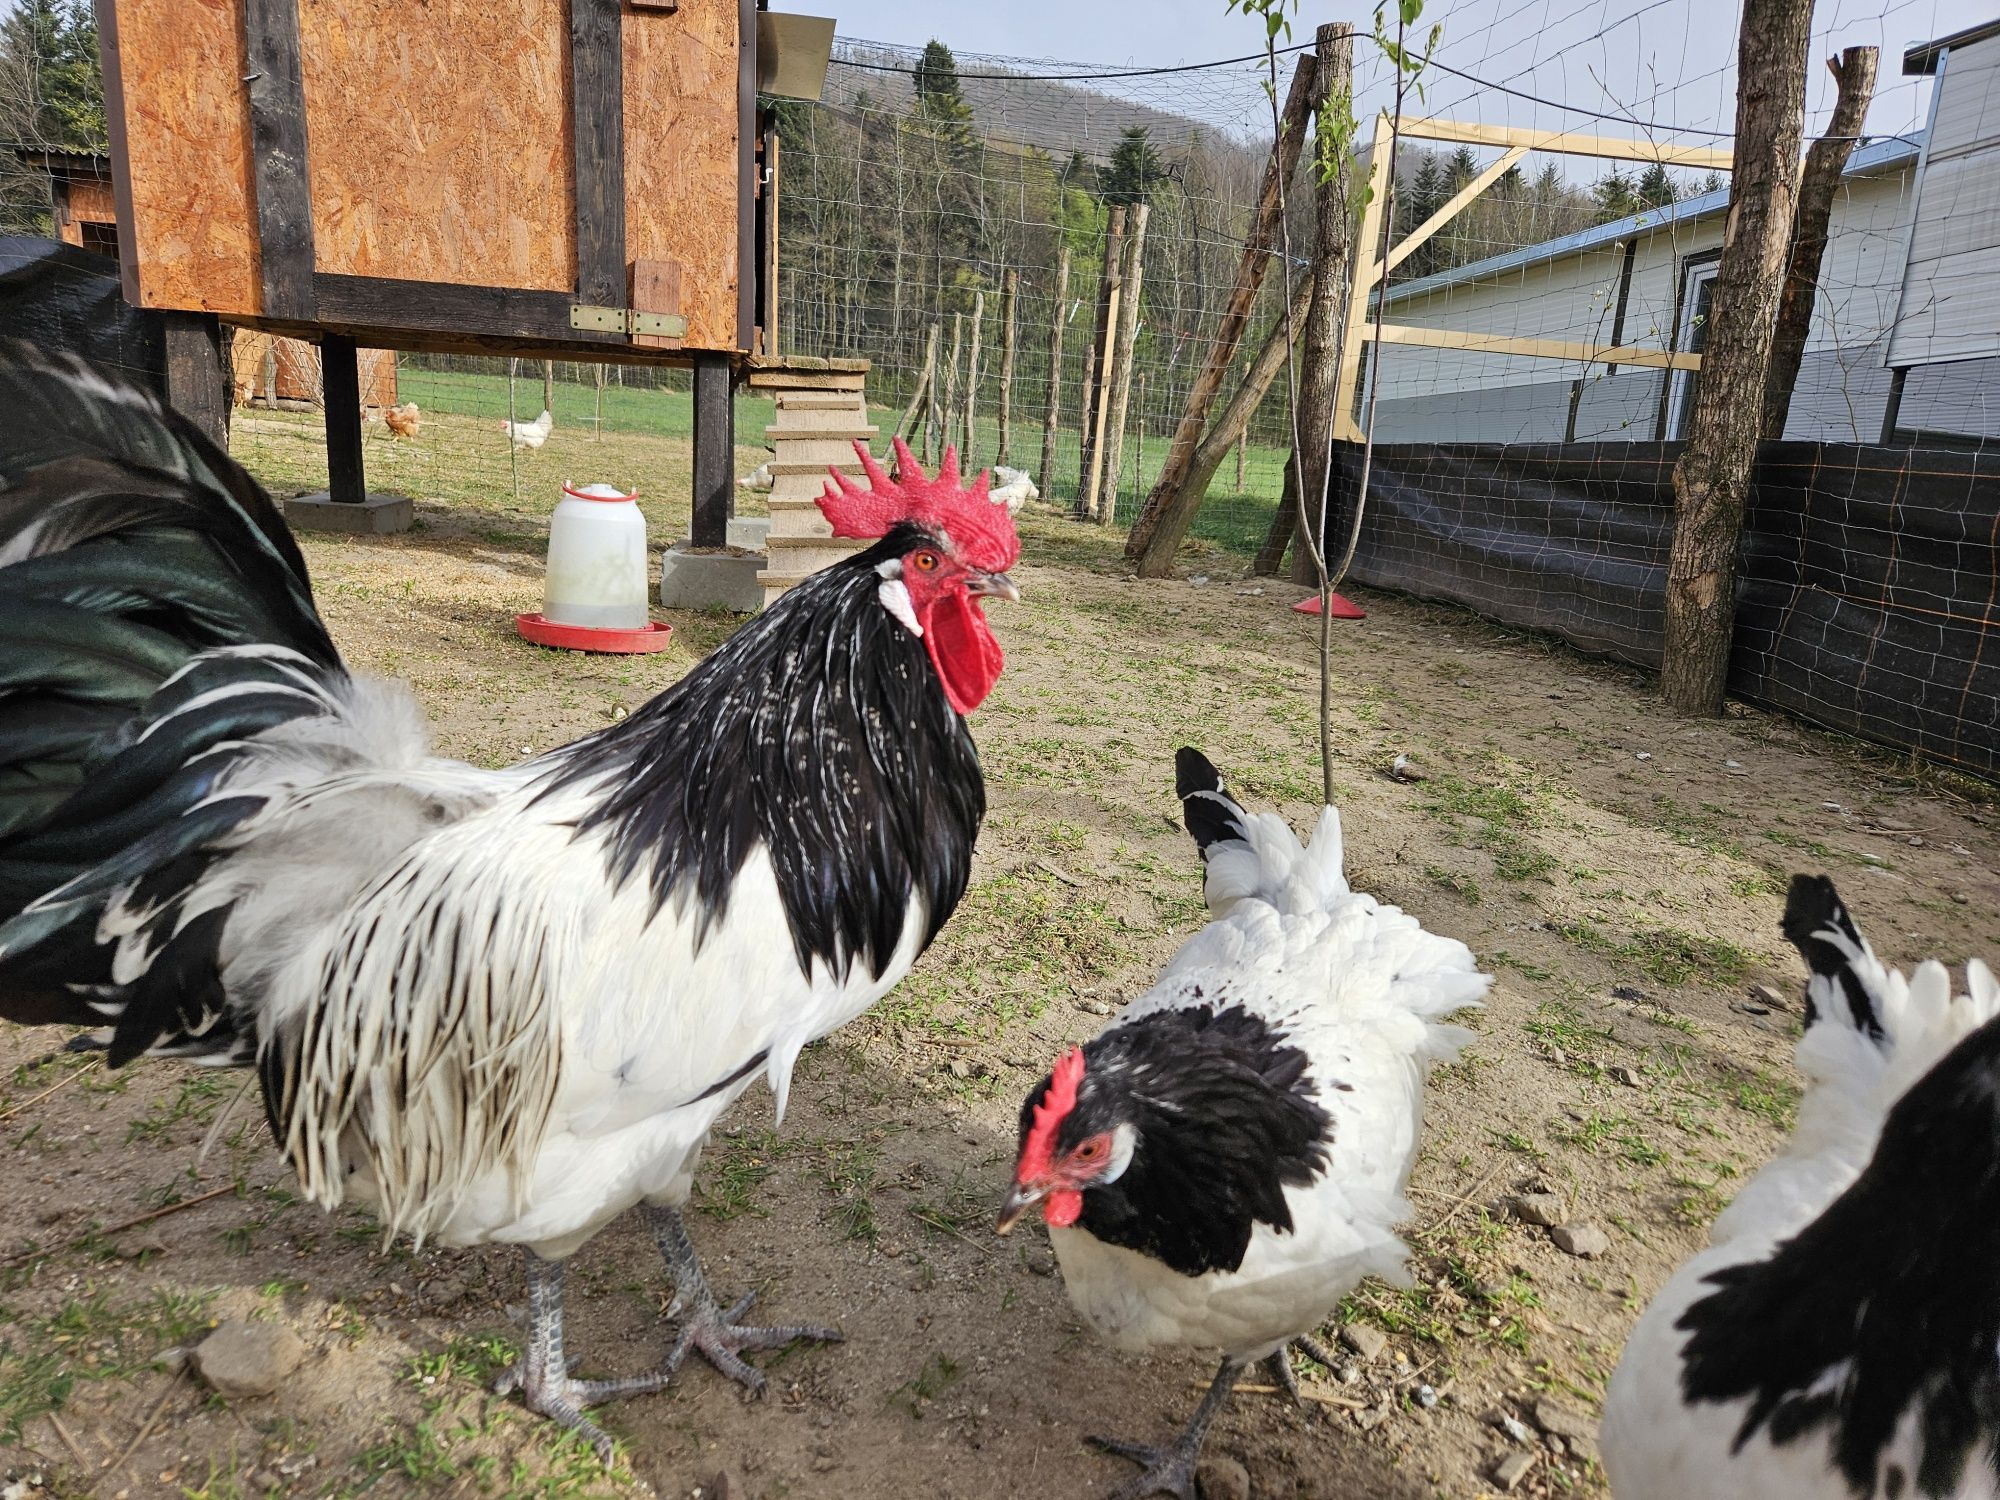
left=297, top=0, right=575, bottom=290
left=624, top=0, right=741, bottom=350
left=106, top=0, right=260, bottom=315
left=63, top=179, right=116, bottom=228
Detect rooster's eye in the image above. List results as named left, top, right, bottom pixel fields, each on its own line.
left=1075, top=1137, right=1105, bottom=1161
left=912, top=551, right=941, bottom=573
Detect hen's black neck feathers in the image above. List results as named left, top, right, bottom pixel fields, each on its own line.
left=1029, top=1005, right=1331, bottom=1277
left=1677, top=1012, right=2000, bottom=1498
left=542, top=526, right=985, bottom=984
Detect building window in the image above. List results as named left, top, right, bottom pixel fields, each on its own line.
left=1665, top=253, right=1722, bottom=439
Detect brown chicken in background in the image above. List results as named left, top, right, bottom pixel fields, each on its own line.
left=383, top=401, right=421, bottom=439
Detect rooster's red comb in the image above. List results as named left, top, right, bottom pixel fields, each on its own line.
left=817, top=437, right=1020, bottom=574
left=1016, top=1046, right=1086, bottom=1183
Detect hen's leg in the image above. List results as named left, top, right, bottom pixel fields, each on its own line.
left=493, top=1250, right=674, bottom=1464
left=648, top=1205, right=843, bottom=1396
left=1087, top=1356, right=1242, bottom=1500
left=1265, top=1334, right=1343, bottom=1402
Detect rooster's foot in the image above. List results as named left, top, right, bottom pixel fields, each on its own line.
left=499, top=1249, right=674, bottom=1465
left=1086, top=1355, right=1243, bottom=1500
left=667, top=1288, right=844, bottom=1396
left=1084, top=1434, right=1202, bottom=1500
left=648, top=1204, right=842, bottom=1396
left=1265, top=1335, right=1343, bottom=1403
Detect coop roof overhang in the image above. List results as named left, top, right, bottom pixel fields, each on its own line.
left=1906, top=20, right=2000, bottom=75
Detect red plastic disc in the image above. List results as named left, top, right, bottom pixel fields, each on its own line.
left=1291, top=592, right=1367, bottom=619
left=515, top=613, right=674, bottom=654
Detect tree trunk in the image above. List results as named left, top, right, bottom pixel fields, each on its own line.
left=542, top=359, right=555, bottom=417
left=1038, top=247, right=1071, bottom=501
left=1255, top=455, right=1301, bottom=576
left=1169, top=272, right=1313, bottom=532
left=1290, top=24, right=1355, bottom=586
left=1762, top=46, right=1877, bottom=439
left=1127, top=53, right=1319, bottom=572
left=1660, top=0, right=1813, bottom=715
left=1076, top=206, right=1126, bottom=514
left=1236, top=430, right=1247, bottom=492
left=1099, top=203, right=1151, bottom=525
left=997, top=269, right=1018, bottom=465
left=939, top=313, right=962, bottom=465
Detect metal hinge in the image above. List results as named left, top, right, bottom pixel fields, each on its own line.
left=570, top=304, right=688, bottom=338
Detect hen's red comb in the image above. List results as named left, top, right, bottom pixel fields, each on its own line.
left=818, top=437, right=1021, bottom=574
left=1016, top=1046, right=1086, bottom=1183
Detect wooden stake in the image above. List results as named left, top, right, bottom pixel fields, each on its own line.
left=1127, top=53, right=1318, bottom=570
left=1037, top=246, right=1071, bottom=503
left=938, top=314, right=963, bottom=467
left=1076, top=205, right=1126, bottom=515
left=593, top=361, right=606, bottom=441
left=1662, top=0, right=1812, bottom=714
left=1131, top=370, right=1148, bottom=512
left=962, top=290, right=984, bottom=466
left=542, top=358, right=555, bottom=419
left=1098, top=202, right=1150, bottom=524
left=898, top=323, right=939, bottom=443
left=1763, top=46, right=1877, bottom=438
left=997, top=269, right=1018, bottom=465
left=1236, top=429, right=1247, bottom=492
left=1084, top=281, right=1121, bottom=522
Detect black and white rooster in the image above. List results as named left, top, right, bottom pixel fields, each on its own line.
left=0, top=343, right=1019, bottom=1458
left=996, top=749, right=1489, bottom=1498
left=1603, top=876, right=2000, bottom=1500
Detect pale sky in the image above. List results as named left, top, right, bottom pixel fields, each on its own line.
left=814, top=0, right=1994, bottom=144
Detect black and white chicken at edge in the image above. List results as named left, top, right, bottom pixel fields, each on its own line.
left=0, top=343, right=1020, bottom=1460
left=1603, top=875, right=2000, bottom=1500
left=997, top=749, right=1490, bottom=1499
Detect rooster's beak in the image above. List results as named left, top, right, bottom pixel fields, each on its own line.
left=968, top=570, right=1020, bottom=603
left=995, top=1180, right=1044, bottom=1236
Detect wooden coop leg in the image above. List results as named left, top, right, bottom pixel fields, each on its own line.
left=161, top=312, right=228, bottom=451
left=691, top=353, right=734, bottom=549
left=322, top=335, right=366, bottom=505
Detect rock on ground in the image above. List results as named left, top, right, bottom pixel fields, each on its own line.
left=1551, top=1222, right=1610, bottom=1258
left=193, top=1319, right=307, bottom=1399
left=1196, top=1455, right=1251, bottom=1500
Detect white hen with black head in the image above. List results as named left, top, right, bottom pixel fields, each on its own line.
left=1603, top=876, right=2000, bottom=1500
left=997, top=749, right=1489, bottom=1498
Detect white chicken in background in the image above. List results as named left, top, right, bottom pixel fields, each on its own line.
left=1603, top=876, right=2000, bottom=1500
left=988, top=465, right=1038, bottom=514
left=738, top=462, right=773, bottom=492
left=997, top=749, right=1489, bottom=1499
left=502, top=408, right=553, bottom=451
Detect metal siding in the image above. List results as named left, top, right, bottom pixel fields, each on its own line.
left=1889, top=36, right=2000, bottom=367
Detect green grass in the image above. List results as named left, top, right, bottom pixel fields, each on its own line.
left=1554, top=918, right=1753, bottom=987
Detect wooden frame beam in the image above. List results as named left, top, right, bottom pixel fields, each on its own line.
left=1369, top=321, right=1704, bottom=371
left=1371, top=145, right=1528, bottom=288
left=1399, top=117, right=1735, bottom=169
left=1332, top=114, right=1393, bottom=442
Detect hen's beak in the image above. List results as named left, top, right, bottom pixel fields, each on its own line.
left=968, top=569, right=1020, bottom=603
left=994, top=1180, right=1045, bottom=1236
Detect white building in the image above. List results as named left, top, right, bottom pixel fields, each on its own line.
left=1367, top=20, right=2000, bottom=446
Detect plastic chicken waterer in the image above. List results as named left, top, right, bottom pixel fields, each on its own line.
left=515, top=481, right=673, bottom=653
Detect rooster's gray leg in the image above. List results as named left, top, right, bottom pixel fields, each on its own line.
left=493, top=1249, right=674, bottom=1464
left=647, top=1205, right=843, bottom=1396
left=1087, top=1356, right=1243, bottom=1500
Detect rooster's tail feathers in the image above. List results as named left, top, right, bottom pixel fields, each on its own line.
left=1783, top=874, right=1892, bottom=1044
left=0, top=342, right=344, bottom=1032
left=1176, top=746, right=1248, bottom=856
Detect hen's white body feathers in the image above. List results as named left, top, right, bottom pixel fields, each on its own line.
left=1053, top=805, right=1488, bottom=1361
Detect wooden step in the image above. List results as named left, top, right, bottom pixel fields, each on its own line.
left=765, top=425, right=880, bottom=443
left=768, top=459, right=868, bottom=476
left=774, top=390, right=868, bottom=410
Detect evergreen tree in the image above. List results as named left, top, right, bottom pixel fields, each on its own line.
left=1698, top=170, right=1726, bottom=195
left=1, top=0, right=105, bottom=150
left=1592, top=167, right=1639, bottom=220
left=1637, top=161, right=1676, bottom=208
left=1100, top=126, right=1163, bottom=207
left=1446, top=145, right=1478, bottom=189
left=913, top=40, right=965, bottom=113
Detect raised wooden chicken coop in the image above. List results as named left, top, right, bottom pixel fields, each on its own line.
left=94, top=0, right=837, bottom=542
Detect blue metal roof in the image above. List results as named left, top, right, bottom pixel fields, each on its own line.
left=1380, top=134, right=1923, bottom=307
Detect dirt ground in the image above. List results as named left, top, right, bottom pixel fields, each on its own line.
left=5, top=487, right=1999, bottom=1500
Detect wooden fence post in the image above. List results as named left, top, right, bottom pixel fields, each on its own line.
left=898, top=322, right=939, bottom=443
left=962, top=289, right=984, bottom=465
left=1290, top=22, right=1355, bottom=585
left=1236, top=430, right=1247, bottom=491
left=1038, top=246, right=1071, bottom=502
left=1763, top=46, right=1877, bottom=438
left=1099, top=202, right=1151, bottom=524
left=1127, top=53, right=1319, bottom=573
left=1661, top=0, right=1812, bottom=714
left=938, top=313, right=962, bottom=466
left=1076, top=205, right=1126, bottom=515
left=997, top=269, right=1018, bottom=465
